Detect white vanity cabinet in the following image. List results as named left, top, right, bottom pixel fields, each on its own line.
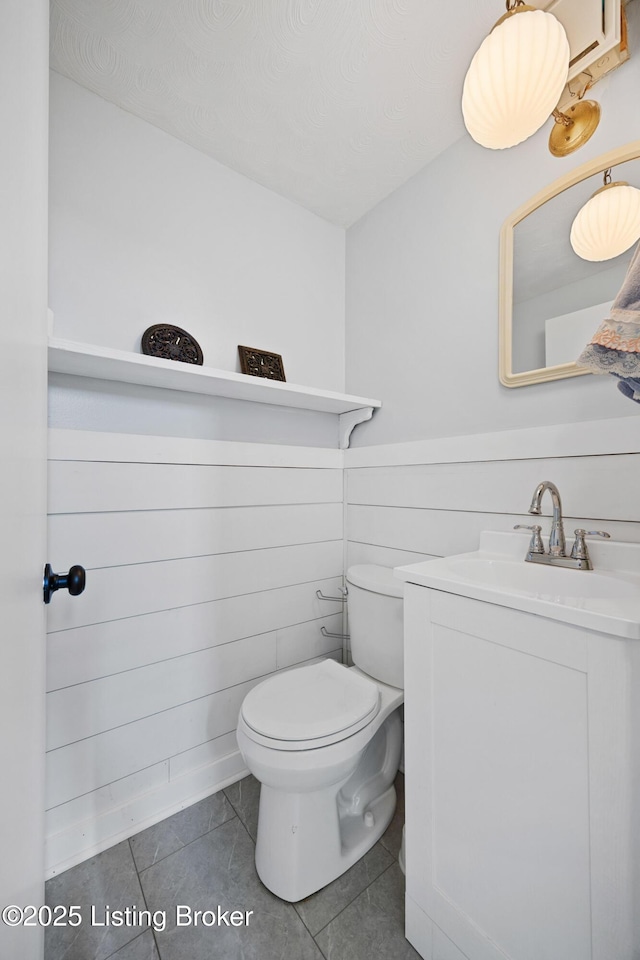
left=400, top=579, right=640, bottom=960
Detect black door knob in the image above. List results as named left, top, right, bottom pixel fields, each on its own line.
left=43, top=563, right=86, bottom=604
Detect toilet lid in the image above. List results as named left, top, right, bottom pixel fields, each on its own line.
left=241, top=659, right=380, bottom=743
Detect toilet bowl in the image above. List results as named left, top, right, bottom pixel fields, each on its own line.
left=236, top=565, right=404, bottom=902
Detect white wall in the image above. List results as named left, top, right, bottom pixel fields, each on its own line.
left=45, top=429, right=345, bottom=876
left=49, top=72, right=345, bottom=394
left=48, top=372, right=341, bottom=447
left=345, top=2, right=640, bottom=446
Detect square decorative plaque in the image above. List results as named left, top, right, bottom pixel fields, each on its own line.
left=238, top=345, right=286, bottom=381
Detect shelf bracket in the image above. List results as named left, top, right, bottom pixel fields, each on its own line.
left=339, top=406, right=375, bottom=449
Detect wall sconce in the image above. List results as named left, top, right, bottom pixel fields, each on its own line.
left=570, top=169, right=640, bottom=262
left=548, top=99, right=601, bottom=158
left=462, top=1, right=601, bottom=157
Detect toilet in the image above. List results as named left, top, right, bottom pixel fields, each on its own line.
left=236, top=564, right=404, bottom=902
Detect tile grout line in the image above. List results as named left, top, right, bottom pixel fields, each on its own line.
left=127, top=835, right=161, bottom=960
left=133, top=810, right=240, bottom=878
left=221, top=785, right=253, bottom=840
left=221, top=778, right=264, bottom=844
left=222, top=799, right=256, bottom=848
left=102, top=926, right=152, bottom=960
left=379, top=833, right=399, bottom=857
left=292, top=900, right=316, bottom=940
left=311, top=859, right=400, bottom=945
left=313, top=932, right=330, bottom=960
left=298, top=845, right=395, bottom=940
left=128, top=837, right=155, bottom=958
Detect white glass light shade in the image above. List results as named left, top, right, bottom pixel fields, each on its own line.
left=462, top=9, right=569, bottom=149
left=570, top=184, right=640, bottom=262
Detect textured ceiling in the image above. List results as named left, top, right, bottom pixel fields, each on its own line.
left=49, top=0, right=505, bottom=226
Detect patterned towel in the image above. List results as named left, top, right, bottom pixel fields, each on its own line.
left=578, top=241, right=640, bottom=400
left=614, top=375, right=640, bottom=403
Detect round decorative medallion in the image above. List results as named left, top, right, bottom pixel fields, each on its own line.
left=141, top=324, right=204, bottom=365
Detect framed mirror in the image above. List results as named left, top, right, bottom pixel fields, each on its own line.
left=499, top=140, right=640, bottom=387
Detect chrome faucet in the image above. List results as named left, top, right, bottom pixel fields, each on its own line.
left=527, top=481, right=565, bottom=557
left=514, top=480, right=610, bottom=570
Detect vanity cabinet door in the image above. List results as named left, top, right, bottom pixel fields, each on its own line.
left=403, top=584, right=636, bottom=960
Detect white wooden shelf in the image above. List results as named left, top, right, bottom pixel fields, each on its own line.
left=48, top=338, right=380, bottom=448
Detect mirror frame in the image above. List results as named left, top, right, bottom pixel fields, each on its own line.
left=499, top=139, right=640, bottom=387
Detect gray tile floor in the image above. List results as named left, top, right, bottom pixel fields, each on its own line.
left=45, top=771, right=418, bottom=960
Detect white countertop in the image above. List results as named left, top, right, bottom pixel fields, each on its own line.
left=395, top=531, right=640, bottom=640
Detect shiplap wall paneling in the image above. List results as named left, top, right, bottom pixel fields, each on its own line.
left=45, top=731, right=244, bottom=878
left=48, top=632, right=276, bottom=750
left=346, top=542, right=434, bottom=570
left=49, top=540, right=342, bottom=631
left=47, top=617, right=346, bottom=751
left=46, top=675, right=259, bottom=808
left=49, top=460, right=343, bottom=512
left=346, top=453, right=640, bottom=567
left=45, top=433, right=344, bottom=876
left=347, top=455, right=640, bottom=521
left=47, top=578, right=345, bottom=690
left=46, top=541, right=343, bottom=630
left=348, top=505, right=640, bottom=560
left=49, top=502, right=343, bottom=568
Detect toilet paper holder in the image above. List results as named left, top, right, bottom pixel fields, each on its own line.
left=316, top=587, right=348, bottom=602
left=321, top=626, right=350, bottom=640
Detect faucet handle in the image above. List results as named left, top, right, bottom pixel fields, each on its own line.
left=514, top=523, right=544, bottom=554
left=570, top=528, right=611, bottom=560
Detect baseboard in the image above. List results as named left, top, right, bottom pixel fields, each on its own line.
left=405, top=895, right=471, bottom=960
left=406, top=894, right=433, bottom=958
left=45, top=750, right=249, bottom=879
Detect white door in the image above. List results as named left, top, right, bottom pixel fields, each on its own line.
left=0, top=4, right=50, bottom=959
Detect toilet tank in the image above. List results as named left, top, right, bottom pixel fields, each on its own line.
left=346, top=564, right=404, bottom=689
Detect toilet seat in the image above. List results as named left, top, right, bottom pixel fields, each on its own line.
left=240, top=659, right=380, bottom=751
